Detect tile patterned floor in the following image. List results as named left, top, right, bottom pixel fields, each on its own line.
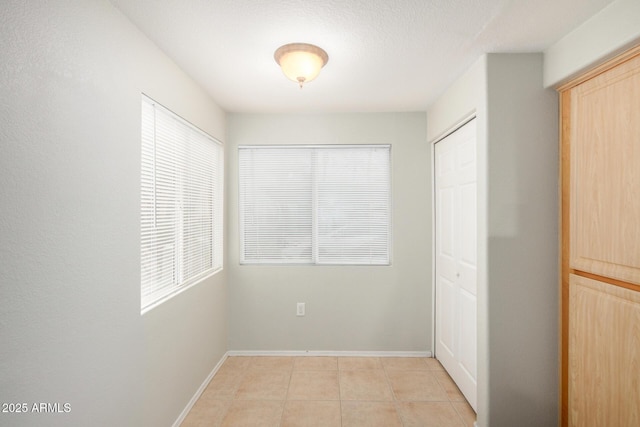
left=181, top=356, right=476, bottom=427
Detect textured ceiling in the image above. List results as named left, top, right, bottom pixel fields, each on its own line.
left=110, top=0, right=615, bottom=113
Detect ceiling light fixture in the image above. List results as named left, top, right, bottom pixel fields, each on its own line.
left=274, top=43, right=329, bottom=88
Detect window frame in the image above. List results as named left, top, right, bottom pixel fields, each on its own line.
left=140, top=95, right=224, bottom=313
left=238, top=144, right=392, bottom=266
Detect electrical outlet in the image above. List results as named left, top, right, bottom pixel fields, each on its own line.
left=296, top=302, right=305, bottom=316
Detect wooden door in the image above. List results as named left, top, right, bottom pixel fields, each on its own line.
left=435, top=118, right=477, bottom=411
left=560, top=45, right=640, bottom=426
left=568, top=274, right=640, bottom=426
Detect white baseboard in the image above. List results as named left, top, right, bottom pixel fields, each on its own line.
left=172, top=351, right=229, bottom=427
left=226, top=350, right=432, bottom=358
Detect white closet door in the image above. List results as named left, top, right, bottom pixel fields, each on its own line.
left=435, top=118, right=477, bottom=411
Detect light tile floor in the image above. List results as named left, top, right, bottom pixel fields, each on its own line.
left=181, top=356, right=476, bottom=427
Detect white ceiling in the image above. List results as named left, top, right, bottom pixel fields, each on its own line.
left=110, top=0, right=615, bottom=113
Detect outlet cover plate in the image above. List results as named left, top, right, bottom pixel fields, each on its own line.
left=296, top=303, right=305, bottom=316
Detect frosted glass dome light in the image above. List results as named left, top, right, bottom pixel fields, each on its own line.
left=274, top=43, right=329, bottom=88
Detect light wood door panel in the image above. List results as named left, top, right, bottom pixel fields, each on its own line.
left=568, top=274, right=640, bottom=427
left=569, top=53, right=640, bottom=285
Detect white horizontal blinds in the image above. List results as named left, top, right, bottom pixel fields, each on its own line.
left=179, top=122, right=222, bottom=281
left=141, top=96, right=223, bottom=311
left=316, top=146, right=390, bottom=265
left=239, top=147, right=313, bottom=263
left=239, top=145, right=390, bottom=265
left=141, top=99, right=177, bottom=306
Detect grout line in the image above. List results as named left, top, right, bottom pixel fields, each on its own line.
left=338, top=368, right=343, bottom=427
left=381, top=362, right=405, bottom=426
left=451, top=400, right=474, bottom=427
left=278, top=360, right=294, bottom=426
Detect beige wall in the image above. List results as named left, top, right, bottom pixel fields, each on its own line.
left=4, top=0, right=628, bottom=425
left=544, top=0, right=640, bottom=87
left=226, top=113, right=431, bottom=352
left=0, top=1, right=227, bottom=426
left=428, top=53, right=558, bottom=427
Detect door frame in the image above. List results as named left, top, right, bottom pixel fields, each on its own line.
left=431, top=113, right=478, bottom=410
left=430, top=113, right=476, bottom=356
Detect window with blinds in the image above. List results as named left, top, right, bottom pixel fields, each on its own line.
left=239, top=145, right=391, bottom=265
left=141, top=95, right=223, bottom=312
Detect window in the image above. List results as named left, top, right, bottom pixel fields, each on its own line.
left=140, top=96, right=223, bottom=312
left=239, top=145, right=391, bottom=265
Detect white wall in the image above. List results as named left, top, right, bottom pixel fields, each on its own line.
left=0, top=1, right=227, bottom=426
left=227, top=113, right=431, bottom=352
left=428, top=54, right=558, bottom=427
left=544, top=0, right=640, bottom=87
left=427, top=56, right=489, bottom=424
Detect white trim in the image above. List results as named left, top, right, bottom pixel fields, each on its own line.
left=172, top=352, right=229, bottom=427
left=430, top=111, right=477, bottom=358
left=429, top=113, right=476, bottom=146
left=430, top=131, right=437, bottom=357
left=226, top=350, right=432, bottom=358
left=238, top=145, right=391, bottom=266
left=432, top=117, right=479, bottom=410
left=238, top=144, right=391, bottom=150
left=141, top=268, right=222, bottom=315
